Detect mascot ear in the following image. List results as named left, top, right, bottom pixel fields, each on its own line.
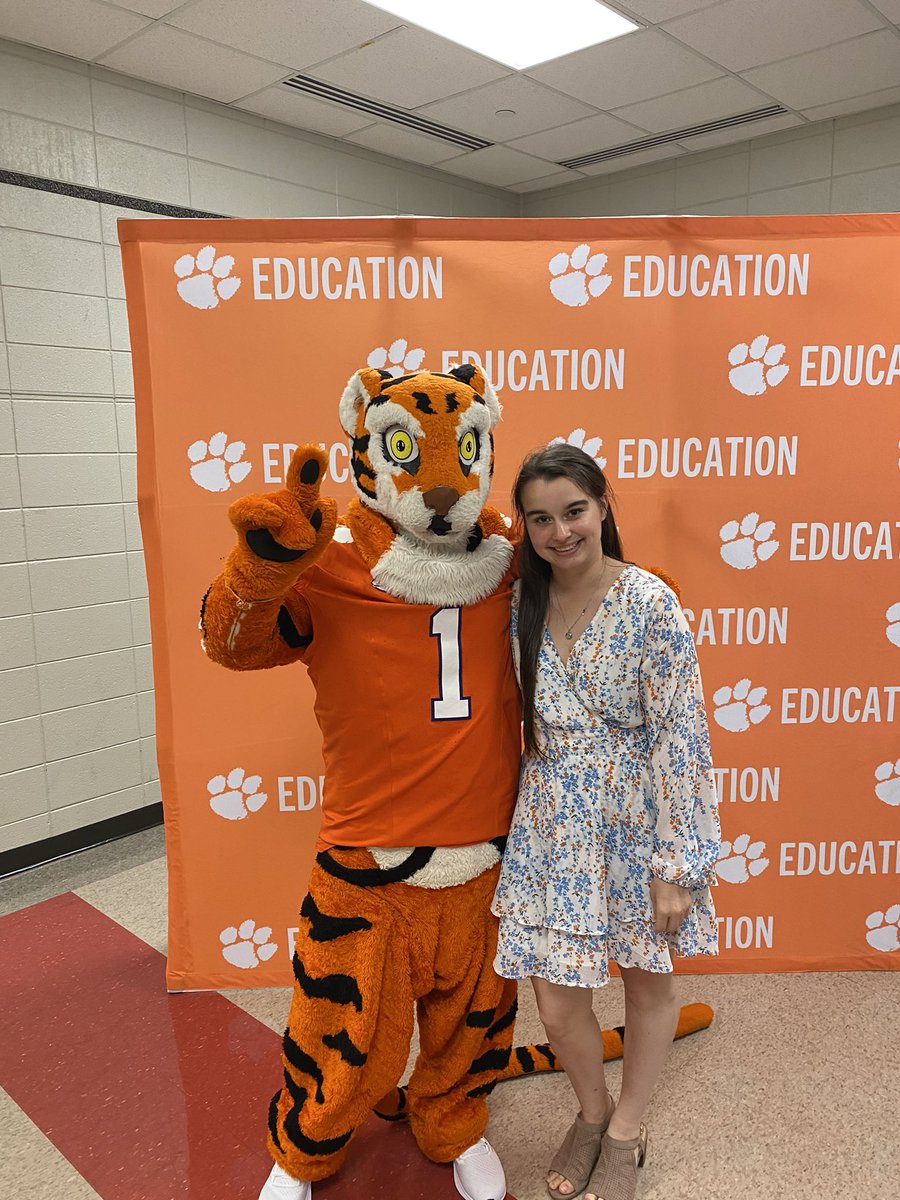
left=449, top=362, right=501, bottom=428
left=339, top=368, right=387, bottom=436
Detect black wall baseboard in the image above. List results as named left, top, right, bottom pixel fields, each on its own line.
left=0, top=803, right=164, bottom=878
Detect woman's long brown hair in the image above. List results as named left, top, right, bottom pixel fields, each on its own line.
left=514, top=444, right=625, bottom=755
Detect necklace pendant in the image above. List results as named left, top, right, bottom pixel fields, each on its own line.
left=565, top=631, right=574, bottom=640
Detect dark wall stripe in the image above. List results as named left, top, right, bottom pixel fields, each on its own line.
left=0, top=803, right=163, bottom=879
left=0, top=169, right=223, bottom=218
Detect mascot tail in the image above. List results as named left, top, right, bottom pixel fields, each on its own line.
left=372, top=1002, right=713, bottom=1119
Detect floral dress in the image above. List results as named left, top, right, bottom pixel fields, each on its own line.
left=493, top=565, right=721, bottom=988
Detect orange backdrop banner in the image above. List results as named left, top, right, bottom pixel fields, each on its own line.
left=119, top=215, right=900, bottom=991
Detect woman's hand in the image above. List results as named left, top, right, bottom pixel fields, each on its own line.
left=650, top=876, right=694, bottom=935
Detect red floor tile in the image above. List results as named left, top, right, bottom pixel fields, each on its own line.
left=1, top=893, right=511, bottom=1199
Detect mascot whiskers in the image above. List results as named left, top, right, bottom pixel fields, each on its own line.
left=200, top=365, right=711, bottom=1200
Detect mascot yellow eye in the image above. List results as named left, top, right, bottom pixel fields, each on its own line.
left=458, top=430, right=479, bottom=467
left=386, top=427, right=416, bottom=464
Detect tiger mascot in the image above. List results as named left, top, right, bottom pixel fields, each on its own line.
left=200, top=364, right=712, bottom=1200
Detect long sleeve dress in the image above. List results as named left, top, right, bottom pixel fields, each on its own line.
left=492, top=565, right=721, bottom=988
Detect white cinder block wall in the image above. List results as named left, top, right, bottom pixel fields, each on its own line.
left=522, top=102, right=900, bottom=217
left=3, top=31, right=900, bottom=859
left=0, top=37, right=517, bottom=857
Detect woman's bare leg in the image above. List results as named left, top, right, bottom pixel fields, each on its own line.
left=531, top=977, right=613, bottom=1197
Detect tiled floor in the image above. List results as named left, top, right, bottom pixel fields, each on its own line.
left=1, top=828, right=898, bottom=1200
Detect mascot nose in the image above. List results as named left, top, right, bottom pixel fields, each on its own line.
left=423, top=486, right=459, bottom=517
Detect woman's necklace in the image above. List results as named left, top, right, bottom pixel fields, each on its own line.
left=552, top=559, right=608, bottom=641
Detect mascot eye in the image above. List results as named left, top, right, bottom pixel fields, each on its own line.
left=458, top=430, right=479, bottom=467
left=385, top=427, right=416, bottom=464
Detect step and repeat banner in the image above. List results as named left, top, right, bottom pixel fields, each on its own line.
left=120, top=216, right=900, bottom=991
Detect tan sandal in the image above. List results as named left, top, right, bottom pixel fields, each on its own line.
left=585, top=1124, right=648, bottom=1200
left=547, top=1097, right=615, bottom=1200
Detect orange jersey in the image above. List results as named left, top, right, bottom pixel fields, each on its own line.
left=296, top=539, right=521, bottom=849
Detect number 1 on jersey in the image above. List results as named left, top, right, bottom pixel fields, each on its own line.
left=430, top=607, right=471, bottom=721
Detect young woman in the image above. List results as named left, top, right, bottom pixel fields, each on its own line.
left=492, top=444, right=720, bottom=1200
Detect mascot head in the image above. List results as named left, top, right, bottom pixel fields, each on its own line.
left=339, top=363, right=501, bottom=545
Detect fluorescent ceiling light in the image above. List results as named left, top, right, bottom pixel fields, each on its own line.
left=363, top=0, right=639, bottom=70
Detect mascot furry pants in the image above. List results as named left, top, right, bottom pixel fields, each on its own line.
left=267, top=850, right=516, bottom=1182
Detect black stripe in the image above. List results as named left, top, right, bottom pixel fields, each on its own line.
left=199, top=587, right=210, bottom=634
left=315, top=847, right=435, bottom=887
left=322, top=1029, right=367, bottom=1067
left=450, top=364, right=477, bottom=385
left=267, top=1089, right=285, bottom=1154
left=487, top=997, right=517, bottom=1040
left=283, top=1090, right=354, bottom=1158
left=373, top=1086, right=408, bottom=1122
left=413, top=391, right=434, bottom=413
left=283, top=1032, right=325, bottom=1103
left=377, top=374, right=419, bottom=389
left=468, top=1046, right=510, bottom=1075
left=300, top=892, right=372, bottom=942
left=292, top=953, right=363, bottom=1012
left=535, top=1044, right=557, bottom=1067
left=466, top=1080, right=497, bottom=1099
left=466, top=524, right=484, bottom=553
left=515, top=1046, right=535, bottom=1073
left=615, top=1024, right=626, bottom=1042
left=0, top=168, right=224, bottom=217
left=277, top=606, right=312, bottom=649
left=489, top=836, right=507, bottom=854
left=246, top=528, right=306, bottom=562
left=352, top=434, right=371, bottom=455
left=466, top=1007, right=496, bottom=1029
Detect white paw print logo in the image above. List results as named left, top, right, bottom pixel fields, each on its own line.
left=865, top=906, right=900, bottom=953
left=367, top=338, right=425, bottom=378
left=874, top=759, right=900, bottom=807
left=188, top=432, right=252, bottom=493
left=549, top=428, right=607, bottom=469
left=207, top=768, right=267, bottom=820
left=715, top=834, right=769, bottom=883
left=219, top=920, right=278, bottom=969
left=174, top=245, right=241, bottom=310
left=713, top=679, right=771, bottom=732
left=727, top=335, right=789, bottom=396
left=548, top=244, right=612, bottom=308
left=719, top=512, right=779, bottom=570
left=886, top=602, right=900, bottom=647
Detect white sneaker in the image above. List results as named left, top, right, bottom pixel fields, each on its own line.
left=453, top=1137, right=506, bottom=1200
left=258, top=1161, right=312, bottom=1200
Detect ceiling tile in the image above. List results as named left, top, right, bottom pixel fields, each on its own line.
left=527, top=28, right=720, bottom=109
left=506, top=112, right=647, bottom=160
left=234, top=87, right=375, bottom=136
left=615, top=0, right=724, bottom=19
left=802, top=85, right=900, bottom=123
left=663, top=0, right=884, bottom=72
left=434, top=145, right=560, bottom=187
left=0, top=0, right=150, bottom=61
left=344, top=123, right=469, bottom=167
left=103, top=0, right=184, bottom=16
left=99, top=25, right=291, bottom=103
left=417, top=76, right=596, bottom=143
left=577, top=142, right=685, bottom=175
left=741, top=30, right=900, bottom=111
left=676, top=111, right=804, bottom=152
left=507, top=170, right=587, bottom=193
left=612, top=76, right=775, bottom=134
left=858, top=0, right=900, bottom=22
left=167, top=0, right=403, bottom=71
left=306, top=25, right=509, bottom=110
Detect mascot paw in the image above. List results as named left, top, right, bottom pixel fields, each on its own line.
left=227, top=445, right=338, bottom=570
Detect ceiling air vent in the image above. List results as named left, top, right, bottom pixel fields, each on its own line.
left=560, top=104, right=790, bottom=169
left=282, top=74, right=492, bottom=151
